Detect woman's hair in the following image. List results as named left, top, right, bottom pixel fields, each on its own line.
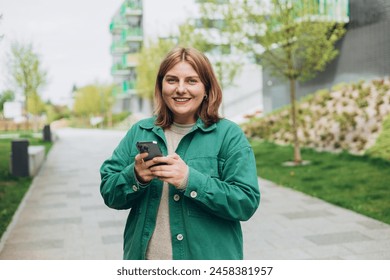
left=154, top=47, right=222, bottom=128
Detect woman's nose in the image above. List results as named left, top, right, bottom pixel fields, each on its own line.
left=176, top=82, right=186, bottom=93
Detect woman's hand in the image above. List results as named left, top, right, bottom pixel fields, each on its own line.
left=150, top=153, right=188, bottom=188
left=134, top=152, right=157, bottom=184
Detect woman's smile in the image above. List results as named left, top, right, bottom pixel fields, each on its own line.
left=173, top=97, right=191, bottom=103
left=162, top=61, right=206, bottom=124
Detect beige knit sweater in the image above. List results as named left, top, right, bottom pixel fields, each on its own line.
left=145, top=122, right=193, bottom=260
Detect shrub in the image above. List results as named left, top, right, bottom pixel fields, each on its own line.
left=366, top=114, right=390, bottom=161
left=242, top=77, right=390, bottom=157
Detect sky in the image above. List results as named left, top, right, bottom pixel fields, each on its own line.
left=0, top=0, right=133, bottom=105
left=0, top=0, right=197, bottom=106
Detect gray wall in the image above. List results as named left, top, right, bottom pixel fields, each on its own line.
left=263, top=0, right=390, bottom=114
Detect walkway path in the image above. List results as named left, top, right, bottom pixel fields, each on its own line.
left=1, top=128, right=389, bottom=259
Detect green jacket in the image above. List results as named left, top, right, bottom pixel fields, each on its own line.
left=100, top=117, right=260, bottom=260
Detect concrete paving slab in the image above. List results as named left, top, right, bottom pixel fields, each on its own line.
left=0, top=128, right=389, bottom=260
left=243, top=178, right=390, bottom=259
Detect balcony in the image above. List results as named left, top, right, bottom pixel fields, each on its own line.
left=122, top=53, right=139, bottom=68
left=111, top=63, right=131, bottom=76
left=123, top=80, right=136, bottom=92
left=111, top=53, right=139, bottom=77
left=109, top=17, right=128, bottom=34
left=195, top=0, right=230, bottom=3
left=112, top=85, right=122, bottom=96
left=112, top=80, right=137, bottom=97
left=121, top=27, right=143, bottom=42
left=120, top=0, right=143, bottom=17
left=294, top=0, right=350, bottom=23
left=110, top=41, right=130, bottom=54
left=318, top=0, right=350, bottom=23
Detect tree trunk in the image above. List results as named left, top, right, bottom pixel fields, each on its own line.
left=25, top=94, right=30, bottom=131
left=107, top=109, right=113, bottom=128
left=289, top=78, right=302, bottom=163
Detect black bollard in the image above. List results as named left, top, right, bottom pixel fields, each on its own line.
left=10, top=139, right=30, bottom=177
left=43, top=124, right=51, bottom=142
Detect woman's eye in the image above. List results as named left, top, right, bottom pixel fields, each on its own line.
left=188, top=79, right=197, bottom=85
left=166, top=78, right=176, bottom=84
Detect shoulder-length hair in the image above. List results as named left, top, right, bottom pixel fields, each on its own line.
left=154, top=47, right=222, bottom=128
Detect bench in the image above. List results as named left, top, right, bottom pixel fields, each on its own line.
left=28, top=145, right=45, bottom=176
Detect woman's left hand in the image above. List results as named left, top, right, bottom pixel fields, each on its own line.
left=150, top=153, right=188, bottom=188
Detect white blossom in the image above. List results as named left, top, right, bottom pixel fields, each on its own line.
left=365, top=107, right=377, bottom=118
left=351, top=90, right=360, bottom=99
left=254, top=77, right=390, bottom=155
left=331, top=91, right=343, bottom=99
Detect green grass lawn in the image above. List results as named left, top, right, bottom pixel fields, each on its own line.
left=0, top=134, right=53, bottom=239
left=251, top=140, right=390, bottom=225
left=1, top=134, right=389, bottom=241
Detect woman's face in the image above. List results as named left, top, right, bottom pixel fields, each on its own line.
left=162, top=61, right=206, bottom=124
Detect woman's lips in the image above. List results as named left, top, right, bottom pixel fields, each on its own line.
left=173, top=97, right=191, bottom=102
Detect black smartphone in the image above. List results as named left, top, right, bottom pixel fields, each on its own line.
left=136, top=141, right=164, bottom=162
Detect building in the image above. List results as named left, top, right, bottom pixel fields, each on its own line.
left=109, top=0, right=262, bottom=121
left=262, top=0, right=390, bottom=114
left=110, top=0, right=145, bottom=114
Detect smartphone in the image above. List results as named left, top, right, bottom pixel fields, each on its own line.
left=136, top=141, right=164, bottom=162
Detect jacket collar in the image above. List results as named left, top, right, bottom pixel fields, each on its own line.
left=194, top=118, right=217, bottom=132
left=139, top=116, right=217, bottom=133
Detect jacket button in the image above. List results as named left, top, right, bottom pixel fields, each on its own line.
left=132, top=185, right=138, bottom=192
left=173, top=194, right=180, bottom=201
left=177, top=234, right=184, bottom=241
left=190, top=191, right=197, bottom=198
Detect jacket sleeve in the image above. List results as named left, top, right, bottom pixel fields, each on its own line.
left=184, top=132, right=260, bottom=222
left=100, top=131, right=149, bottom=210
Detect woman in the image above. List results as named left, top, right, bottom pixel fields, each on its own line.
left=100, top=47, right=260, bottom=260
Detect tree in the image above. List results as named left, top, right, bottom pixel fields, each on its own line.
left=135, top=0, right=244, bottom=115
left=192, top=0, right=243, bottom=89
left=176, top=21, right=210, bottom=51
left=181, top=0, right=245, bottom=115
left=0, top=89, right=15, bottom=112
left=27, top=92, right=45, bottom=116
left=100, top=83, right=115, bottom=127
left=6, top=41, right=48, bottom=127
left=136, top=39, right=175, bottom=110
left=227, top=0, right=346, bottom=163
left=44, top=102, right=71, bottom=123
left=73, top=83, right=114, bottom=127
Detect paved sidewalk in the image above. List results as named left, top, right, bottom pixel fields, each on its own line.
left=1, top=128, right=390, bottom=260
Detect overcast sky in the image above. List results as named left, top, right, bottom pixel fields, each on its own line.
left=0, top=0, right=196, bottom=106
left=0, top=0, right=128, bottom=104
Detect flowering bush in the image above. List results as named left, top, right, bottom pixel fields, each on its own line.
left=243, top=77, right=390, bottom=156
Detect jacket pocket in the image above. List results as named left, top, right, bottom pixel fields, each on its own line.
left=187, top=156, right=221, bottom=179
left=186, top=157, right=222, bottom=218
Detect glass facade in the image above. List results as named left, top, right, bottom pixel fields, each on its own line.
left=318, top=0, right=350, bottom=22
left=109, top=0, right=263, bottom=117
left=109, top=0, right=144, bottom=112
left=262, top=0, right=390, bottom=113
